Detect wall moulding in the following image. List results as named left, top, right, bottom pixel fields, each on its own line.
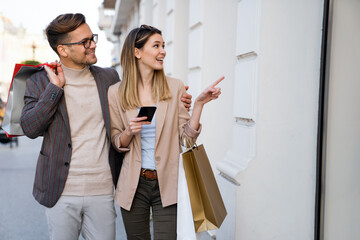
left=235, top=117, right=255, bottom=127
left=216, top=150, right=251, bottom=185
left=237, top=51, right=258, bottom=61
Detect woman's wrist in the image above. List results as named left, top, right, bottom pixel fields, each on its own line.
left=123, top=127, right=133, bottom=139
left=193, top=99, right=205, bottom=110
left=189, top=100, right=203, bottom=131
left=124, top=127, right=132, bottom=137
left=120, top=129, right=132, bottom=148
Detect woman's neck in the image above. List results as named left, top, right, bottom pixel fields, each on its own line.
left=138, top=65, right=154, bottom=88
left=138, top=66, right=156, bottom=106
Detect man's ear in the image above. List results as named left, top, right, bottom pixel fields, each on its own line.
left=134, top=48, right=141, bottom=59
left=57, top=45, right=68, bottom=58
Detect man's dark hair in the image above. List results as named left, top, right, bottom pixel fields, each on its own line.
left=45, top=13, right=86, bottom=55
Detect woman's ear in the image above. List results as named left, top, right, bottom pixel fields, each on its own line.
left=57, top=45, right=68, bottom=58
left=134, top=48, right=141, bottom=59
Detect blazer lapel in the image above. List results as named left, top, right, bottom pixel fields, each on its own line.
left=90, top=66, right=111, bottom=138
left=58, top=96, right=71, bottom=133
left=46, top=71, right=69, bottom=133
left=155, top=100, right=168, bottom=149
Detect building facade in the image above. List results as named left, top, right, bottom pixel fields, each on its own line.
left=98, top=0, right=360, bottom=239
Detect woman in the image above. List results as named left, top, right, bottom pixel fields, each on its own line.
left=108, top=25, right=223, bottom=239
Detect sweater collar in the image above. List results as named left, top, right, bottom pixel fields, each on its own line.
left=62, top=63, right=90, bottom=78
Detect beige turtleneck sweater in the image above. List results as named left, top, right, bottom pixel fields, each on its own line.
left=61, top=64, right=113, bottom=196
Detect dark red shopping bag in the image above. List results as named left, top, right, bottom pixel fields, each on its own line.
left=1, top=63, right=54, bottom=137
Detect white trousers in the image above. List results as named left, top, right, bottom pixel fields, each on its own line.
left=45, top=195, right=116, bottom=240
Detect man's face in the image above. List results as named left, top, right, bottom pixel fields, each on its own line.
left=61, top=23, right=97, bottom=69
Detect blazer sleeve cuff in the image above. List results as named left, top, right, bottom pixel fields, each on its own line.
left=114, top=134, right=130, bottom=152
left=184, top=122, right=202, bottom=138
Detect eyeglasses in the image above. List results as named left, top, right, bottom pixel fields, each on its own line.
left=135, top=25, right=155, bottom=41
left=61, top=34, right=98, bottom=49
left=140, top=25, right=153, bottom=30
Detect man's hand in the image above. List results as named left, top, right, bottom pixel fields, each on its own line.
left=44, top=60, right=65, bottom=88
left=181, top=85, right=192, bottom=111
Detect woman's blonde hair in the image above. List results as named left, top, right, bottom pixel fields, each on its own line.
left=119, top=25, right=171, bottom=111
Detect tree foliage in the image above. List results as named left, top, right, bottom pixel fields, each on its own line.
left=20, top=60, right=41, bottom=65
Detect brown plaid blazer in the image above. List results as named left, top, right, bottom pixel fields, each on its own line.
left=20, top=65, right=123, bottom=208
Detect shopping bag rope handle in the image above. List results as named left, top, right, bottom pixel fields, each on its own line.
left=184, top=137, right=198, bottom=150
left=41, top=63, right=56, bottom=69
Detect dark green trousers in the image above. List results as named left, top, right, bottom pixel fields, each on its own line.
left=121, top=177, right=177, bottom=240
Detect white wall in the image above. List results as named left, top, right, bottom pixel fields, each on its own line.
left=322, top=0, right=360, bottom=238
left=226, top=0, right=323, bottom=239
left=198, top=0, right=236, bottom=169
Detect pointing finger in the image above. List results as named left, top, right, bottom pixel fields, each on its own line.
left=210, top=76, right=225, bottom=88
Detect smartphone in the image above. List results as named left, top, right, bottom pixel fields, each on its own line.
left=137, top=106, right=157, bottom=122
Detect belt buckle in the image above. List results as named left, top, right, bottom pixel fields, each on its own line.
left=141, top=169, right=156, bottom=180
left=141, top=169, right=148, bottom=177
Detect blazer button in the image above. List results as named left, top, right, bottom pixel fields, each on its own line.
left=64, top=162, right=69, bottom=167
left=68, top=143, right=71, bottom=148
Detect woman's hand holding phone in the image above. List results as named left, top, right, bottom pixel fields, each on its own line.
left=120, top=116, right=149, bottom=148
left=125, top=116, right=150, bottom=137
left=120, top=106, right=156, bottom=147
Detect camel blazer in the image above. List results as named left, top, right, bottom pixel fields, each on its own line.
left=108, top=77, right=201, bottom=210
left=20, top=66, right=123, bottom=208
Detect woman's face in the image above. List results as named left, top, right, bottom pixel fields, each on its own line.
left=136, top=33, right=166, bottom=71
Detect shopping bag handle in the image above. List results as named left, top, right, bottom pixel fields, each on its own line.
left=11, top=63, right=55, bottom=80
left=40, top=63, right=56, bottom=69
left=184, top=137, right=198, bottom=150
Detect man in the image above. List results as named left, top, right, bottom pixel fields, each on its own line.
left=20, top=13, right=191, bottom=240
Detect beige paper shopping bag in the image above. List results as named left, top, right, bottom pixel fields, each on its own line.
left=182, top=144, right=227, bottom=232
